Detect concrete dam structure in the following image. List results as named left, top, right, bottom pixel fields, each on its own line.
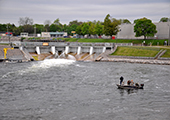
left=19, top=42, right=115, bottom=61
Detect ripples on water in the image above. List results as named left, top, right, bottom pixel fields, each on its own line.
left=0, top=59, right=170, bottom=120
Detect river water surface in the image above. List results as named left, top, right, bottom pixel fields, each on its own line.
left=0, top=59, right=170, bottom=120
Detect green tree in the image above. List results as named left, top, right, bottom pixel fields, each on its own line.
left=53, top=18, right=61, bottom=26
left=69, top=20, right=82, bottom=26
left=75, top=25, right=82, bottom=36
left=134, top=17, right=157, bottom=39
left=81, top=23, right=89, bottom=36
left=119, top=19, right=131, bottom=24
left=49, top=24, right=58, bottom=32
left=0, top=23, right=16, bottom=32
left=104, top=14, right=111, bottom=37
left=13, top=27, right=22, bottom=36
left=134, top=19, right=139, bottom=24
left=0, top=24, right=8, bottom=32
left=34, top=24, right=45, bottom=33
left=67, top=24, right=78, bottom=35
left=89, top=22, right=95, bottom=36
left=62, top=24, right=68, bottom=32
left=104, top=14, right=120, bottom=38
left=95, top=22, right=103, bottom=36
left=159, top=17, right=170, bottom=22
left=51, top=18, right=63, bottom=32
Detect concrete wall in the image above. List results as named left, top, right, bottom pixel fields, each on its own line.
left=154, top=22, right=169, bottom=39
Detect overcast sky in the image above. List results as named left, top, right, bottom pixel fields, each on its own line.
left=0, top=0, right=170, bottom=26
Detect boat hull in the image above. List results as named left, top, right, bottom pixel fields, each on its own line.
left=117, top=84, right=144, bottom=89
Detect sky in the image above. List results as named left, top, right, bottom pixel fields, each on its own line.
left=0, top=0, right=170, bottom=26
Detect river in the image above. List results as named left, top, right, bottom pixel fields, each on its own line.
left=0, top=59, right=170, bottom=120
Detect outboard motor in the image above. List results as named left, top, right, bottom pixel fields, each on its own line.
left=140, top=84, right=144, bottom=88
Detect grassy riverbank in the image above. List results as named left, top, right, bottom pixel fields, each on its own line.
left=111, top=46, right=170, bottom=58
left=24, top=37, right=168, bottom=46
left=62, top=38, right=168, bottom=46
left=111, top=46, right=159, bottom=57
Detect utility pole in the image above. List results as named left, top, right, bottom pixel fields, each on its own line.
left=169, top=19, right=170, bottom=46
left=34, top=26, right=36, bottom=37
left=6, top=24, right=11, bottom=46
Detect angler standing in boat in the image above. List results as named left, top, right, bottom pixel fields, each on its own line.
left=120, top=76, right=124, bottom=85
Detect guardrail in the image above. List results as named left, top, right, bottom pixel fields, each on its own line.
left=19, top=42, right=114, bottom=47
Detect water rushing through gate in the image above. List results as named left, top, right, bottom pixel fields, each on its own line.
left=0, top=60, right=170, bottom=120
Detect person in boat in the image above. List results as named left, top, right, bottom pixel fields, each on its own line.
left=130, top=80, right=134, bottom=86
left=127, top=80, right=131, bottom=85
left=120, top=76, right=124, bottom=85
left=135, top=83, right=139, bottom=87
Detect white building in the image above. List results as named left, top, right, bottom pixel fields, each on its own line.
left=41, top=32, right=50, bottom=37
left=41, top=32, right=67, bottom=38
left=20, top=32, right=28, bottom=37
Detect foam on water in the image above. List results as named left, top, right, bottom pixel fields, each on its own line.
left=14, top=59, right=76, bottom=76
left=32, top=59, right=76, bottom=69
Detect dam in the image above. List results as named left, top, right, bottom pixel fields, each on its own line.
left=17, top=41, right=115, bottom=61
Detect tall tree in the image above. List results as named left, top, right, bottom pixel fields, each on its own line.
left=75, top=25, right=82, bottom=36
left=34, top=24, right=45, bottom=33
left=0, top=23, right=16, bottom=32
left=159, top=17, right=170, bottom=22
left=95, top=22, right=103, bottom=36
left=134, top=17, right=157, bottom=39
left=18, top=17, right=33, bottom=26
left=67, top=24, right=78, bottom=35
left=134, top=19, right=139, bottom=24
left=44, top=20, right=51, bottom=32
left=104, top=14, right=120, bottom=38
left=52, top=18, right=63, bottom=31
left=119, top=19, right=131, bottom=24
left=18, top=17, right=34, bottom=33
left=53, top=18, right=61, bottom=26
left=89, top=22, right=95, bottom=36
left=81, top=23, right=89, bottom=36
left=69, top=20, right=82, bottom=26
left=49, top=24, right=58, bottom=32
left=62, top=24, right=68, bottom=32
left=104, top=14, right=111, bottom=36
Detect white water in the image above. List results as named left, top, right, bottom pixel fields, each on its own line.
left=2, top=59, right=76, bottom=77
left=32, top=59, right=76, bottom=68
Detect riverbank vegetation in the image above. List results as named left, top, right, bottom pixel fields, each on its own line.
left=22, top=37, right=168, bottom=46
left=111, top=46, right=160, bottom=57
left=61, top=38, right=168, bottom=46
left=111, top=46, right=170, bottom=58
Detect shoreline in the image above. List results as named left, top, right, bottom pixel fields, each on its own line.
left=99, top=57, right=170, bottom=65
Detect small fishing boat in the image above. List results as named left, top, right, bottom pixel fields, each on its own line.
left=117, top=84, right=144, bottom=89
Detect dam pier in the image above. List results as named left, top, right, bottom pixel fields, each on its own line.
left=15, top=41, right=115, bottom=61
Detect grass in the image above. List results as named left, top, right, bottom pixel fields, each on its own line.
left=111, top=46, right=160, bottom=57
left=0, top=43, right=10, bottom=45
left=161, top=47, right=170, bottom=58
left=77, top=38, right=116, bottom=43
left=64, top=38, right=168, bottom=46
left=162, top=49, right=170, bottom=58
left=24, top=37, right=168, bottom=46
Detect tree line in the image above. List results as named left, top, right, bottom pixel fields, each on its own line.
left=0, top=15, right=169, bottom=39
